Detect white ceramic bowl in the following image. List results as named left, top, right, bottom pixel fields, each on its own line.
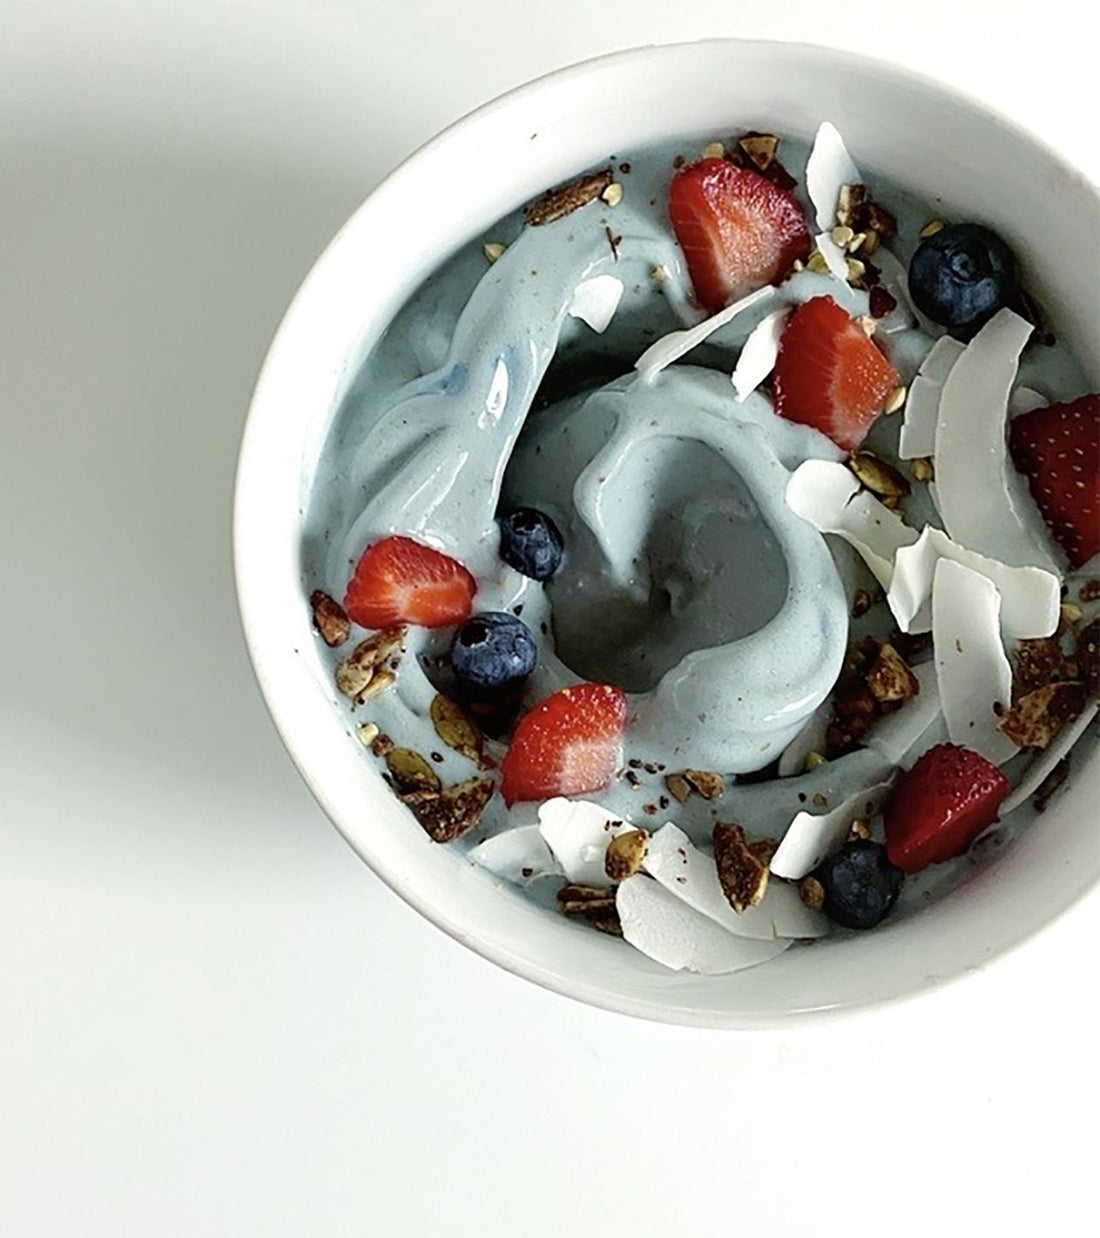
left=234, top=40, right=1100, bottom=1026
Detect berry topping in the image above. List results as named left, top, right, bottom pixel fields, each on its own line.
left=1008, top=394, right=1100, bottom=569
left=344, top=535, right=476, bottom=630
left=668, top=157, right=812, bottom=313
left=814, top=840, right=904, bottom=930
left=500, top=683, right=628, bottom=806
left=773, top=295, right=901, bottom=451
left=497, top=507, right=564, bottom=581
left=907, top=223, right=1019, bottom=341
left=451, top=611, right=538, bottom=693
left=884, top=743, right=1011, bottom=874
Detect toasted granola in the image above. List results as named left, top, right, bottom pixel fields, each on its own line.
left=335, top=626, right=406, bottom=701
left=999, top=681, right=1087, bottom=750
left=526, top=168, right=614, bottom=226
left=683, top=769, right=726, bottom=800
left=408, top=776, right=494, bottom=844
left=1078, top=618, right=1099, bottom=698
left=1014, top=637, right=1069, bottom=696
left=310, top=590, right=350, bottom=647
left=713, top=823, right=769, bottom=912
left=865, top=643, right=919, bottom=707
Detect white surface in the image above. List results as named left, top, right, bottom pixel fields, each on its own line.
left=1, top=2, right=1097, bottom=1235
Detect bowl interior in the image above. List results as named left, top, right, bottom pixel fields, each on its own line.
left=235, top=40, right=1100, bottom=1026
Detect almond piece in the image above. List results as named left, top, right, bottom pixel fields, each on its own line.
left=604, top=829, right=650, bottom=882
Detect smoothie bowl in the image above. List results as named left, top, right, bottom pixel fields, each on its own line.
left=234, top=41, right=1100, bottom=1025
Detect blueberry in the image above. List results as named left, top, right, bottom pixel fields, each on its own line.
left=815, top=840, right=904, bottom=930
left=450, top=611, right=538, bottom=693
left=498, top=507, right=563, bottom=581
left=907, top=223, right=1019, bottom=340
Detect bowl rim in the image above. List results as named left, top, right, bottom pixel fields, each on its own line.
left=233, top=37, right=1100, bottom=1028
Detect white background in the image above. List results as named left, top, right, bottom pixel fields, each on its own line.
left=1, top=2, right=1097, bottom=1234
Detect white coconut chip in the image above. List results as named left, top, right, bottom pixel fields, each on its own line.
left=770, top=778, right=896, bottom=881
left=815, top=231, right=851, bottom=282
left=568, top=274, right=623, bottom=334
left=805, top=121, right=860, bottom=231
left=1009, top=386, right=1048, bottom=416
left=785, top=461, right=919, bottom=586
left=777, top=699, right=832, bottom=777
left=864, top=660, right=941, bottom=767
left=634, top=284, right=776, bottom=382
left=642, top=823, right=775, bottom=939
left=616, top=877, right=793, bottom=975
left=470, top=825, right=561, bottom=885
left=934, top=308, right=1059, bottom=572
left=898, top=337, right=965, bottom=459
left=888, top=526, right=1061, bottom=639
left=1001, top=702, right=1099, bottom=816
left=931, top=557, right=1018, bottom=766
left=768, top=881, right=830, bottom=939
left=537, top=797, right=633, bottom=886
left=731, top=308, right=788, bottom=401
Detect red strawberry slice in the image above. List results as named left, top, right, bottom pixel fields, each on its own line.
left=884, top=743, right=1010, bottom=874
left=344, top=535, right=476, bottom=630
left=668, top=158, right=812, bottom=313
left=773, top=295, right=901, bottom=452
left=1009, top=393, right=1099, bottom=569
left=500, top=683, right=627, bottom=806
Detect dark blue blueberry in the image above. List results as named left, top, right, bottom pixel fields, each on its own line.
left=907, top=223, right=1019, bottom=340
left=815, top=840, right=904, bottom=930
left=450, top=611, right=538, bottom=693
left=498, top=507, right=563, bottom=581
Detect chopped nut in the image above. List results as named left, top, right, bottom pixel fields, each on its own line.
left=335, top=627, right=406, bottom=700
left=861, top=229, right=881, bottom=255
left=701, top=140, right=726, bottom=159
left=605, top=829, right=650, bottom=881
left=526, top=167, right=613, bottom=226
left=1014, top=637, right=1068, bottom=695
left=664, top=773, right=691, bottom=804
left=650, top=263, right=669, bottom=284
left=1078, top=579, right=1100, bottom=603
left=356, top=722, right=379, bottom=747
left=857, top=315, right=878, bottom=336
left=804, top=751, right=827, bottom=772
left=1000, top=682, right=1087, bottom=750
left=849, top=817, right=871, bottom=840
left=557, top=883, right=618, bottom=926
left=846, top=257, right=866, bottom=283
left=848, top=452, right=911, bottom=497
left=812, top=792, right=828, bottom=809
left=799, top=877, right=825, bottom=912
left=369, top=731, right=394, bottom=758
left=310, top=590, right=350, bottom=648
left=806, top=249, right=829, bottom=274
left=852, top=588, right=874, bottom=618
left=847, top=230, right=868, bottom=253
left=831, top=224, right=855, bottom=247
left=883, top=385, right=908, bottom=416
left=713, top=823, right=769, bottom=912
left=920, top=218, right=946, bottom=238
left=911, top=457, right=935, bottom=483
left=865, top=202, right=898, bottom=239
left=590, top=915, right=624, bottom=937
left=386, top=747, right=441, bottom=795
left=748, top=837, right=778, bottom=865
left=737, top=133, right=779, bottom=169
left=483, top=241, right=506, bottom=263
left=1078, top=619, right=1099, bottom=697
left=881, top=495, right=902, bottom=511
left=866, top=643, right=919, bottom=706
left=1061, top=602, right=1084, bottom=626
left=430, top=693, right=489, bottom=767
left=684, top=769, right=726, bottom=800
left=601, top=182, right=624, bottom=207
left=358, top=668, right=396, bottom=700
left=868, top=284, right=896, bottom=318
left=836, top=183, right=867, bottom=230
left=408, top=776, right=494, bottom=844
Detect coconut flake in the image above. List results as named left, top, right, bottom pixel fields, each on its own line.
left=537, top=797, right=632, bottom=885
left=568, top=274, right=623, bottom=334
left=1001, top=702, right=1098, bottom=816
left=777, top=699, right=832, bottom=777
left=934, top=308, right=1059, bottom=571
left=470, top=825, right=561, bottom=884
left=769, top=881, right=830, bottom=939
left=643, top=823, right=775, bottom=939
left=805, top=121, right=859, bottom=231
left=918, top=335, right=967, bottom=383
left=889, top=526, right=1061, bottom=639
left=634, top=284, right=776, bottom=382
left=785, top=461, right=919, bottom=586
left=815, top=232, right=851, bottom=282
left=769, top=778, right=896, bottom=881
left=1009, top=386, right=1048, bottom=416
left=931, top=557, right=1018, bottom=765
left=731, top=308, right=788, bottom=401
left=864, top=660, right=941, bottom=767
left=616, top=877, right=792, bottom=975
left=898, top=337, right=965, bottom=458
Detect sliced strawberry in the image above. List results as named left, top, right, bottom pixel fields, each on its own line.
left=344, top=535, right=476, bottom=630
left=773, top=295, right=901, bottom=452
left=884, top=743, right=1010, bottom=874
left=668, top=158, right=812, bottom=313
left=500, top=683, right=627, bottom=806
left=1009, top=393, right=1099, bottom=569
